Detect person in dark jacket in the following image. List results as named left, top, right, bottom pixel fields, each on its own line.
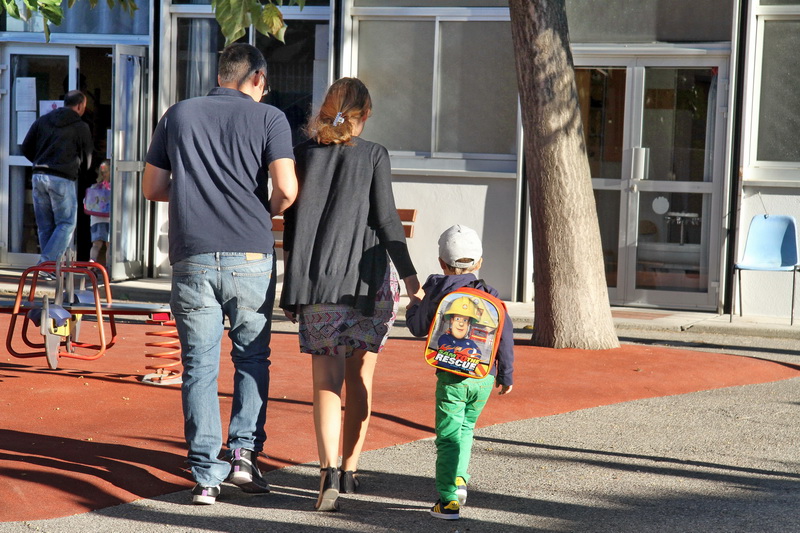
left=406, top=224, right=514, bottom=521
left=280, top=78, right=423, bottom=512
left=22, top=90, right=94, bottom=266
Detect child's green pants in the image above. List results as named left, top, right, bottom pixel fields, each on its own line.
left=434, top=372, right=495, bottom=502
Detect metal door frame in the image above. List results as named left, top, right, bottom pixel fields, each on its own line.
left=109, top=44, right=149, bottom=280
left=0, top=44, right=77, bottom=266
left=574, top=45, right=730, bottom=309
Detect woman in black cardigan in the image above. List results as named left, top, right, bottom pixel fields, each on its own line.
left=280, top=78, right=423, bottom=512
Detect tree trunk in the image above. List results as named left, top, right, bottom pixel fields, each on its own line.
left=508, top=0, right=619, bottom=349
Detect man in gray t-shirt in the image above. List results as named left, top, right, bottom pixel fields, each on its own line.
left=143, top=43, right=297, bottom=505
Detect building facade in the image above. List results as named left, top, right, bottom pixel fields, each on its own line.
left=0, top=0, right=797, bottom=318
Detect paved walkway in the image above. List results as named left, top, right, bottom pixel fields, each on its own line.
left=0, top=269, right=798, bottom=531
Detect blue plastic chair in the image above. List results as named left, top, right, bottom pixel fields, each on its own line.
left=732, top=214, right=800, bottom=324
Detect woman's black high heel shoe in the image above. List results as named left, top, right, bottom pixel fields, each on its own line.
left=315, top=467, right=340, bottom=511
left=340, top=470, right=360, bottom=494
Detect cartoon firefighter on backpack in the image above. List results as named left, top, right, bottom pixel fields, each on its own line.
left=428, top=296, right=487, bottom=375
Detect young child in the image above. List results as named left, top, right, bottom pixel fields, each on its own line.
left=406, top=224, right=514, bottom=520
left=89, top=160, right=111, bottom=264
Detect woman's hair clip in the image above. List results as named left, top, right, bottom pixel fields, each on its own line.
left=332, top=112, right=345, bottom=126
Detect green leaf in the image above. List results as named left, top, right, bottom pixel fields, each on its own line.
left=263, top=4, right=284, bottom=35
left=212, top=0, right=261, bottom=46
left=38, top=0, right=64, bottom=25
left=2, top=0, right=22, bottom=19
left=121, top=0, right=138, bottom=16
left=273, top=23, right=287, bottom=43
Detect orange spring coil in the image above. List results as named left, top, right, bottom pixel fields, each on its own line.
left=144, top=319, right=182, bottom=385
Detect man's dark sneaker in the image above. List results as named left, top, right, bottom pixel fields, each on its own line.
left=228, top=448, right=271, bottom=493
left=430, top=499, right=460, bottom=520
left=192, top=484, right=220, bottom=505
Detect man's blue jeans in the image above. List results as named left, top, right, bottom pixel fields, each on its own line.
left=32, top=173, right=77, bottom=263
left=170, top=252, right=276, bottom=486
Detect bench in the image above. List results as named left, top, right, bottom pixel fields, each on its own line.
left=271, top=208, right=417, bottom=249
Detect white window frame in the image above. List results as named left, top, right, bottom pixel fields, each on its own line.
left=343, top=6, right=519, bottom=171
left=159, top=3, right=334, bottom=118
left=741, top=2, right=800, bottom=184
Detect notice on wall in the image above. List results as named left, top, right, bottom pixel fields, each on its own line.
left=17, top=111, right=36, bottom=145
left=15, top=78, right=37, bottom=111
left=39, top=100, right=62, bottom=116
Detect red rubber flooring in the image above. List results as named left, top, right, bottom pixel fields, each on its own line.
left=1, top=316, right=798, bottom=522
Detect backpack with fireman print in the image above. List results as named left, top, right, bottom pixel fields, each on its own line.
left=424, top=284, right=506, bottom=379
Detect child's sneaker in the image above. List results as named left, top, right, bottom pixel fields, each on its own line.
left=455, top=476, right=468, bottom=506
left=430, top=499, right=460, bottom=520
left=191, top=484, right=220, bottom=505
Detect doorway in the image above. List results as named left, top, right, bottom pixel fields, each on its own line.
left=0, top=44, right=148, bottom=279
left=574, top=53, right=729, bottom=310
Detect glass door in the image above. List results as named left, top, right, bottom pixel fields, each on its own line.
left=108, top=45, right=148, bottom=280
left=1, top=46, right=77, bottom=266
left=629, top=65, right=721, bottom=307
left=577, top=56, right=727, bottom=309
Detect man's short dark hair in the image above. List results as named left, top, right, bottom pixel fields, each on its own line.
left=64, top=90, right=86, bottom=108
left=218, top=43, right=268, bottom=86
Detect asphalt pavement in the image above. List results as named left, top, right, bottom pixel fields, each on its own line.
left=1, top=272, right=798, bottom=532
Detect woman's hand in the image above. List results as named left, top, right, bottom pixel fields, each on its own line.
left=283, top=309, right=298, bottom=323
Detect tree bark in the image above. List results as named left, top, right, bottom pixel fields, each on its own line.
left=508, top=0, right=619, bottom=349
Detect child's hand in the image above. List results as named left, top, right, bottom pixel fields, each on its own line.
left=496, top=383, right=512, bottom=395
left=283, top=309, right=297, bottom=323
left=403, top=275, right=424, bottom=306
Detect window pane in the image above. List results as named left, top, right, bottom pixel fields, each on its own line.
left=757, top=20, right=800, bottom=162
left=175, top=18, right=231, bottom=101
left=437, top=21, right=517, bottom=155
left=7, top=167, right=37, bottom=254
left=594, top=189, right=620, bottom=288
left=2, top=1, right=149, bottom=34
left=636, top=191, right=709, bottom=293
left=577, top=68, right=626, bottom=180
left=642, top=68, right=717, bottom=182
left=173, top=0, right=329, bottom=4
left=355, top=0, right=505, bottom=5
left=257, top=21, right=329, bottom=146
left=565, top=0, right=732, bottom=43
left=358, top=20, right=434, bottom=153
left=10, top=55, right=70, bottom=157
left=56, top=0, right=149, bottom=35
